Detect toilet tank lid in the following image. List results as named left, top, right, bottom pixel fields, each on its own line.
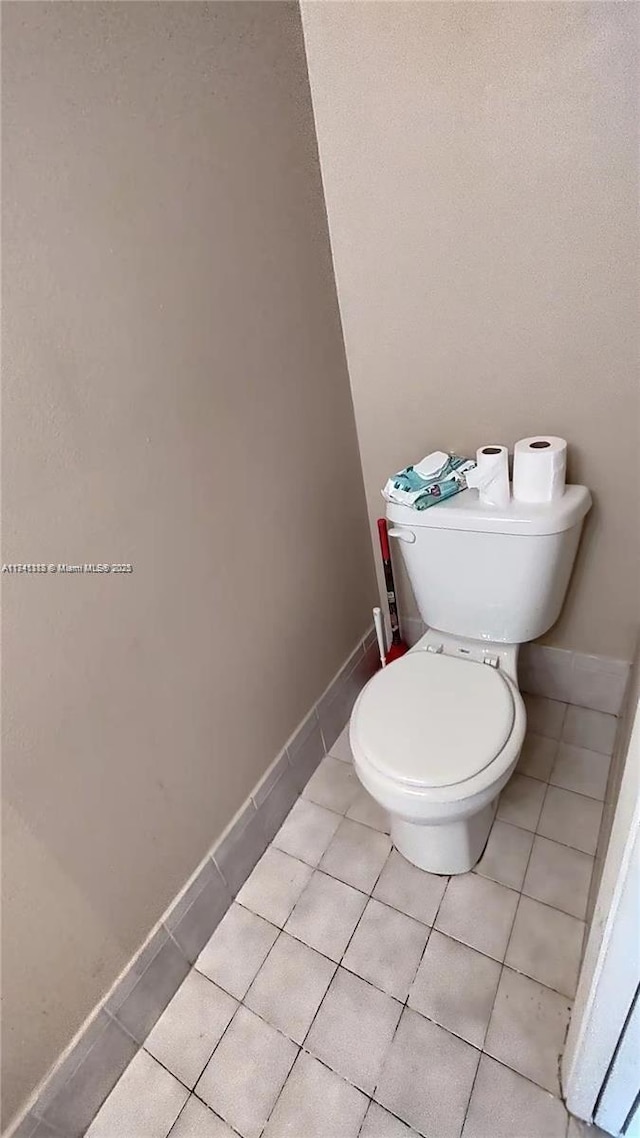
left=386, top=485, right=591, bottom=537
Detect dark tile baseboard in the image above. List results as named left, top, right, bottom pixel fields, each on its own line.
left=6, top=626, right=377, bottom=1138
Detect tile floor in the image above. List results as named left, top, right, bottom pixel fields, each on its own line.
left=87, top=696, right=615, bottom=1138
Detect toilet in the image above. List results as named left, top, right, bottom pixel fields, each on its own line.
left=350, top=484, right=592, bottom=875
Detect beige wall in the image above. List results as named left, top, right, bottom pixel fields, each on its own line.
left=1, top=2, right=376, bottom=1123
left=302, top=1, right=639, bottom=660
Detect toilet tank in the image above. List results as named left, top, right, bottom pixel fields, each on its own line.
left=386, top=485, right=591, bottom=644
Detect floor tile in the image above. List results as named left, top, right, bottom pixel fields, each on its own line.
left=375, top=1007, right=480, bottom=1138
left=360, top=1102, right=421, bottom=1138
left=461, top=1054, right=568, bottom=1138
left=86, top=1050, right=188, bottom=1138
left=550, top=743, right=610, bottom=801
left=272, top=798, right=341, bottom=867
left=169, top=1097, right=237, bottom=1138
left=484, top=968, right=572, bottom=1095
left=237, top=847, right=313, bottom=927
left=196, top=903, right=278, bottom=999
left=372, top=849, right=447, bottom=926
left=537, top=786, right=603, bottom=855
left=346, top=787, right=390, bottom=833
left=244, top=931, right=335, bottom=1044
left=497, top=774, right=546, bottom=831
left=319, top=818, right=391, bottom=893
left=563, top=706, right=617, bottom=755
left=305, top=967, right=402, bottom=1094
left=523, top=694, right=567, bottom=739
left=506, top=896, right=584, bottom=998
left=408, top=930, right=500, bottom=1048
left=195, top=1006, right=297, bottom=1138
left=435, top=873, right=519, bottom=961
left=474, top=820, right=534, bottom=890
left=523, top=836, right=593, bottom=920
left=303, top=755, right=360, bottom=813
left=328, top=723, right=353, bottom=763
left=516, top=733, right=558, bottom=781
left=262, top=1050, right=368, bottom=1138
left=284, top=870, right=367, bottom=961
left=342, top=898, right=428, bottom=1001
left=145, top=971, right=237, bottom=1088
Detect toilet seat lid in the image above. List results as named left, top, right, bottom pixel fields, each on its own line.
left=352, top=652, right=515, bottom=788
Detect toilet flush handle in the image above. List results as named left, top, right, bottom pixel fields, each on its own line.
left=387, top=528, right=416, bottom=544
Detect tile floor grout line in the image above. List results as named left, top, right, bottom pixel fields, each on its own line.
left=366, top=872, right=454, bottom=1127
left=486, top=795, right=600, bottom=857
left=289, top=837, right=412, bottom=1108
left=187, top=1087, right=246, bottom=1138
left=252, top=1042, right=301, bottom=1138
left=164, top=1086, right=193, bottom=1138
left=503, top=805, right=543, bottom=953
left=457, top=1043, right=484, bottom=1138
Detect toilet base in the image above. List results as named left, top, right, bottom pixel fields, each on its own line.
left=391, top=799, right=497, bottom=875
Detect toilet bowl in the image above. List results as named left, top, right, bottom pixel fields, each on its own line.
left=353, top=482, right=591, bottom=874
left=350, top=630, right=527, bottom=874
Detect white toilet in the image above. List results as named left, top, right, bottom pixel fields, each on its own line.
left=350, top=485, right=591, bottom=875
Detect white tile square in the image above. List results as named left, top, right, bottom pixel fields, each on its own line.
left=375, top=1007, right=480, bottom=1138
left=408, top=930, right=500, bottom=1048
left=537, top=786, right=603, bottom=855
left=244, top=931, right=335, bottom=1044
left=86, top=1050, right=188, bottom=1138
left=319, top=818, right=391, bottom=893
left=474, top=820, right=534, bottom=891
left=305, top=967, right=402, bottom=1094
left=523, top=835, right=593, bottom=919
left=516, top=733, right=558, bottom=781
left=284, top=870, right=367, bottom=961
left=195, top=1006, right=297, bottom=1138
left=343, top=898, right=428, bottom=1001
left=272, top=798, right=341, bottom=867
left=506, top=895, right=584, bottom=998
left=169, top=1097, right=237, bottom=1138
left=328, top=724, right=353, bottom=763
left=497, top=774, right=546, bottom=831
left=523, top=695, right=567, bottom=739
left=237, top=847, right=313, bottom=927
left=360, top=1102, right=421, bottom=1138
left=484, top=968, right=572, bottom=1094
left=146, top=971, right=237, bottom=1088
left=196, top=903, right=278, bottom=999
left=346, top=787, right=390, bottom=833
left=550, top=743, right=610, bottom=801
left=262, top=1050, right=368, bottom=1138
left=303, top=756, right=360, bottom=813
left=373, top=849, right=447, bottom=926
left=461, top=1054, right=567, bottom=1138
left=563, top=706, right=617, bottom=755
left=435, top=873, right=519, bottom=961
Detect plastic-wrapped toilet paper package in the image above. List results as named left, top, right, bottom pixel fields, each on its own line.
left=465, top=445, right=510, bottom=508
left=513, top=436, right=567, bottom=502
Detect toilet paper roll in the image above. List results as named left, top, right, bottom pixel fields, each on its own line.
left=513, top=436, right=567, bottom=503
left=465, top=445, right=510, bottom=509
